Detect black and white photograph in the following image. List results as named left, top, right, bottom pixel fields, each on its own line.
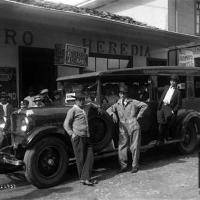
left=0, top=0, right=200, bottom=199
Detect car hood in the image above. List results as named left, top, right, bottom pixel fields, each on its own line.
left=13, top=105, right=73, bottom=127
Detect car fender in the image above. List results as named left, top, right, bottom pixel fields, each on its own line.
left=174, top=109, right=200, bottom=135
left=170, top=109, right=200, bottom=136
left=25, top=125, right=69, bottom=148
left=181, top=110, right=200, bottom=134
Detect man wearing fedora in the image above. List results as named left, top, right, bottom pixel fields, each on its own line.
left=0, top=92, right=14, bottom=123
left=107, top=84, right=148, bottom=173
left=157, top=74, right=182, bottom=144
left=63, top=91, right=98, bottom=186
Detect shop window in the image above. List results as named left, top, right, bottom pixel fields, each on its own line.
left=195, top=57, right=200, bottom=67
left=194, top=76, right=200, bottom=97
left=120, top=60, right=129, bottom=68
left=96, top=58, right=107, bottom=72
left=196, top=1, right=200, bottom=35
left=108, top=59, right=119, bottom=70
left=84, top=53, right=132, bottom=72
left=168, top=49, right=178, bottom=66
left=87, top=57, right=96, bottom=72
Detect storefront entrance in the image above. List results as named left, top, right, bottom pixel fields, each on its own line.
left=19, top=46, right=56, bottom=100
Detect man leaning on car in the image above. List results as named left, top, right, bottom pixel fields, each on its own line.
left=107, top=84, right=148, bottom=174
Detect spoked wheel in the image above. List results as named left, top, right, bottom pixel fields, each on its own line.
left=24, top=137, right=69, bottom=188
left=177, top=120, right=198, bottom=154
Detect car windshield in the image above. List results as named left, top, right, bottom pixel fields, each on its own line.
left=60, top=80, right=97, bottom=105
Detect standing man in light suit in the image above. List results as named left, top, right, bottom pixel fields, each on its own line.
left=107, top=84, right=148, bottom=173
left=157, top=74, right=182, bottom=144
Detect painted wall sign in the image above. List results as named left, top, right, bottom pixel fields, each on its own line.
left=0, top=28, right=33, bottom=46
left=82, top=38, right=150, bottom=57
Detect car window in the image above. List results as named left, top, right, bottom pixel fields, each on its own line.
left=101, top=75, right=150, bottom=109
left=194, top=76, right=200, bottom=97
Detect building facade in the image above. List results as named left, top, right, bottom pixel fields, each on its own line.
left=0, top=0, right=198, bottom=105
left=87, top=0, right=199, bottom=35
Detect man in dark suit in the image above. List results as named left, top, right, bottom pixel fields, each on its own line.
left=0, top=92, right=14, bottom=124
left=157, top=74, right=182, bottom=144
left=0, top=92, right=14, bottom=148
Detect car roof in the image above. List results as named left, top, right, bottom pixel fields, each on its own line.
left=56, top=66, right=200, bottom=82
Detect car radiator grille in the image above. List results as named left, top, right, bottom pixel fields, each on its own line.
left=11, top=113, right=26, bottom=134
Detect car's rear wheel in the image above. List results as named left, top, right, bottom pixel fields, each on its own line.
left=177, top=119, right=198, bottom=154
left=24, top=137, right=69, bottom=188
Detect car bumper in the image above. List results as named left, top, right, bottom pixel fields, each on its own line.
left=0, top=146, right=24, bottom=166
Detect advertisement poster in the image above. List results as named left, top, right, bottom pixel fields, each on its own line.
left=178, top=49, right=195, bottom=67
left=55, top=43, right=89, bottom=68
left=0, top=67, right=17, bottom=107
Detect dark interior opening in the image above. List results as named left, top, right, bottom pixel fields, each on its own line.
left=19, top=46, right=56, bottom=100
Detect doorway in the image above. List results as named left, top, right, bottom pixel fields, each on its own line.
left=19, top=46, right=56, bottom=100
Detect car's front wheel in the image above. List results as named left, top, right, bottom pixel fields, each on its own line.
left=24, top=137, right=69, bottom=188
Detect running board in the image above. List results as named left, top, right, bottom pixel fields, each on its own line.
left=68, top=138, right=184, bottom=164
left=140, top=138, right=184, bottom=152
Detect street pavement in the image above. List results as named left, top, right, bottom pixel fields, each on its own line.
left=0, top=145, right=199, bottom=200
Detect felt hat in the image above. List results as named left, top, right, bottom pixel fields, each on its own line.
left=71, top=91, right=86, bottom=100
left=119, top=85, right=128, bottom=93
left=170, top=74, right=179, bottom=82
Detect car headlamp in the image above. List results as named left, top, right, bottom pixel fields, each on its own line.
left=21, top=117, right=29, bottom=132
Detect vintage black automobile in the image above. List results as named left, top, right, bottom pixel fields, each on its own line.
left=0, top=66, right=200, bottom=188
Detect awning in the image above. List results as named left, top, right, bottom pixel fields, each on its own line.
left=0, top=0, right=200, bottom=48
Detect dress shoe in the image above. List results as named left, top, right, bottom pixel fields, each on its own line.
left=118, top=167, right=128, bottom=173
left=80, top=180, right=85, bottom=184
left=131, top=167, right=139, bottom=173
left=82, top=180, right=94, bottom=186
left=166, top=136, right=173, bottom=141
left=91, top=180, right=98, bottom=184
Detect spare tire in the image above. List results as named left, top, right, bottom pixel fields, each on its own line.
left=88, top=110, right=115, bottom=152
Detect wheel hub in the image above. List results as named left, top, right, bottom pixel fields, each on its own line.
left=47, top=158, right=55, bottom=166
left=38, top=147, right=60, bottom=177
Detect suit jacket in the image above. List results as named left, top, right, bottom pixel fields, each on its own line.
left=158, top=85, right=182, bottom=114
